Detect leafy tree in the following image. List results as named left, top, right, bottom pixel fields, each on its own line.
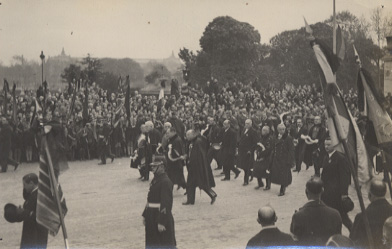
left=61, top=64, right=82, bottom=83
left=81, top=54, right=102, bottom=84
left=100, top=58, right=144, bottom=88
left=144, top=63, right=171, bottom=84
left=99, top=72, right=118, bottom=92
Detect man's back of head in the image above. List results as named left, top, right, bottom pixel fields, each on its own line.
left=257, top=206, right=277, bottom=227
left=306, top=177, right=324, bottom=201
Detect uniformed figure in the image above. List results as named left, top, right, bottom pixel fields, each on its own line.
left=142, top=162, right=176, bottom=249
left=268, top=123, right=294, bottom=196
left=246, top=206, right=294, bottom=248
left=16, top=173, right=48, bottom=248
left=321, top=137, right=352, bottom=231
left=290, top=177, right=342, bottom=246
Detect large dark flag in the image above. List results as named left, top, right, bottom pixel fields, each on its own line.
left=12, top=83, right=17, bottom=124
left=306, top=20, right=372, bottom=185
left=83, top=81, right=89, bottom=125
left=125, top=75, right=131, bottom=121
left=3, top=79, right=10, bottom=115
left=36, top=122, right=68, bottom=236
left=355, top=45, right=392, bottom=163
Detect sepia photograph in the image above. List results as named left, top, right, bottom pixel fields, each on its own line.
left=0, top=0, right=392, bottom=248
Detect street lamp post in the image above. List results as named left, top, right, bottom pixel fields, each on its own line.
left=40, top=51, right=45, bottom=84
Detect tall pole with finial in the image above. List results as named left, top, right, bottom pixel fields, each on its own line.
left=333, top=0, right=336, bottom=55
left=40, top=51, right=45, bottom=85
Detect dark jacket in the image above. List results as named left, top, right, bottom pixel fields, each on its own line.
left=321, top=151, right=351, bottom=213
left=290, top=200, right=342, bottom=246
left=237, top=128, right=259, bottom=170
left=350, top=198, right=392, bottom=248
left=187, top=136, right=215, bottom=189
left=142, top=172, right=176, bottom=248
left=270, top=132, right=294, bottom=186
left=0, top=123, right=12, bottom=160
left=246, top=227, right=294, bottom=248
left=221, top=128, right=237, bottom=157
left=17, top=189, right=48, bottom=249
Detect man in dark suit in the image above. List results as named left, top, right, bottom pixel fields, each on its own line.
left=202, top=116, right=222, bottom=169
left=321, top=137, right=352, bottom=231
left=220, top=120, right=241, bottom=181
left=238, top=119, right=259, bottom=185
left=0, top=117, right=19, bottom=172
left=290, top=177, right=342, bottom=246
left=246, top=206, right=294, bottom=248
left=15, top=173, right=48, bottom=248
left=350, top=179, right=392, bottom=248
left=290, top=118, right=307, bottom=172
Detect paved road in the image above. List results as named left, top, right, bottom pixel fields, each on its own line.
left=0, top=158, right=377, bottom=249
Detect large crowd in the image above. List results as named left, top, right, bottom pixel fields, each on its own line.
left=0, top=79, right=368, bottom=164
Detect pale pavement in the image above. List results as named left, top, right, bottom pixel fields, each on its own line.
left=0, top=158, right=377, bottom=249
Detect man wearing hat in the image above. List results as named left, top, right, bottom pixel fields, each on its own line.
left=10, top=173, right=48, bottom=248
left=350, top=179, right=392, bottom=248
left=290, top=177, right=342, bottom=246
left=142, top=161, right=176, bottom=248
left=321, top=136, right=352, bottom=231
left=246, top=206, right=294, bottom=248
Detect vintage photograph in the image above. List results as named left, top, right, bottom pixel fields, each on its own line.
left=0, top=0, right=392, bottom=248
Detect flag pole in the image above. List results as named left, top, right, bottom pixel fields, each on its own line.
left=333, top=0, right=336, bottom=55
left=329, top=97, right=375, bottom=249
left=381, top=150, right=392, bottom=200
left=43, top=136, right=69, bottom=249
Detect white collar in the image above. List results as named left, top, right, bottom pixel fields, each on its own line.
left=261, top=225, right=277, bottom=231
left=328, top=150, right=336, bottom=158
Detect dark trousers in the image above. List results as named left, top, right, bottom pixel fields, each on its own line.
left=312, top=151, right=321, bottom=176
left=244, top=168, right=251, bottom=184
left=257, top=177, right=264, bottom=187
left=223, top=156, right=240, bottom=179
left=186, top=186, right=216, bottom=204
left=99, top=143, right=115, bottom=164
left=340, top=211, right=353, bottom=232
left=207, top=148, right=221, bottom=168
left=1, top=157, right=19, bottom=172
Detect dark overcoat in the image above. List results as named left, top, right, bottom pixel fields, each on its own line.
left=237, top=128, right=258, bottom=170
left=220, top=128, right=237, bottom=168
left=187, top=136, right=215, bottom=189
left=16, top=189, right=48, bottom=249
left=166, top=134, right=186, bottom=186
left=290, top=200, right=342, bottom=246
left=350, top=198, right=392, bottom=248
left=246, top=227, right=294, bottom=248
left=142, top=172, right=176, bottom=248
left=0, top=123, right=12, bottom=161
left=321, top=151, right=351, bottom=213
left=253, top=134, right=273, bottom=178
left=270, top=132, right=294, bottom=186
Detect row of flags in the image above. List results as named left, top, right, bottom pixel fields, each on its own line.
left=305, top=18, right=392, bottom=186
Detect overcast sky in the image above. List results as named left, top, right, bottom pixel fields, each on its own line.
left=0, top=0, right=390, bottom=65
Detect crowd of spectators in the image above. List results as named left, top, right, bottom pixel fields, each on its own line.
left=0, top=78, right=371, bottom=164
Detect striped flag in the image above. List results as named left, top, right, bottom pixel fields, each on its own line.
left=306, top=23, right=372, bottom=185
left=356, top=45, right=392, bottom=163
left=36, top=123, right=68, bottom=236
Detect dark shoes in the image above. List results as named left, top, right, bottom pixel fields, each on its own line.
left=182, top=202, right=194, bottom=205
left=210, top=195, right=217, bottom=205
left=221, top=178, right=230, bottom=181
left=278, top=192, right=285, bottom=196
left=243, top=182, right=248, bottom=186
left=292, top=169, right=300, bottom=172
left=254, top=186, right=262, bottom=190
left=263, top=186, right=271, bottom=191
left=98, top=162, right=106, bottom=165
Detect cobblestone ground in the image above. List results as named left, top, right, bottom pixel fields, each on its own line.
left=0, top=158, right=383, bottom=249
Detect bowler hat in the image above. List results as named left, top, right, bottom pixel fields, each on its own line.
left=4, top=203, right=22, bottom=223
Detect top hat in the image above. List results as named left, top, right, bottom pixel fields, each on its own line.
left=4, top=203, right=23, bottom=223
